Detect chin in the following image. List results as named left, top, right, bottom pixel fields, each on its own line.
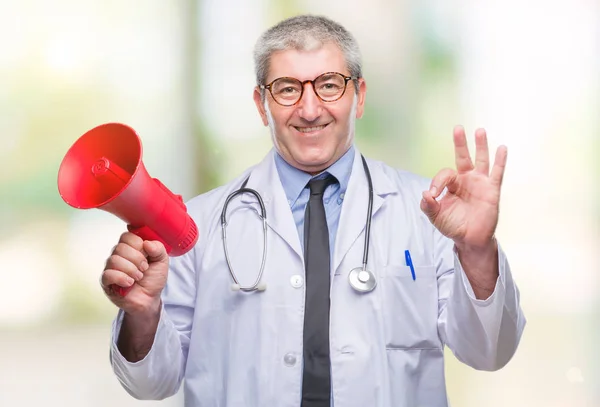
left=295, top=153, right=333, bottom=172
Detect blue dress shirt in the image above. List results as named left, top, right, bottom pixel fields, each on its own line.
left=273, top=145, right=355, bottom=259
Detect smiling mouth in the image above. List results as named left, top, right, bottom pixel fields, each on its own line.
left=294, top=124, right=329, bottom=133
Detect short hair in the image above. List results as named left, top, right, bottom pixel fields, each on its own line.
left=253, top=15, right=362, bottom=99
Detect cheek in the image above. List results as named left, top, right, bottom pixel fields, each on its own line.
left=332, top=98, right=355, bottom=120
left=271, top=110, right=292, bottom=131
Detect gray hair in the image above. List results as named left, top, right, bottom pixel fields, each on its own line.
left=253, top=15, right=362, bottom=99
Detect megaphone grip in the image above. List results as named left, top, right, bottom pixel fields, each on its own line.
left=111, top=284, right=133, bottom=297
left=127, top=224, right=173, bottom=255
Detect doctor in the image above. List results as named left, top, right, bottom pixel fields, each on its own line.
left=101, top=14, right=526, bottom=407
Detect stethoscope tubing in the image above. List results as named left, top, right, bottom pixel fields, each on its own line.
left=221, top=187, right=268, bottom=291
left=360, top=155, right=374, bottom=272
left=221, top=155, right=374, bottom=292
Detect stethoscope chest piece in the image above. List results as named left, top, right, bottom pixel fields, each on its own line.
left=348, top=267, right=377, bottom=293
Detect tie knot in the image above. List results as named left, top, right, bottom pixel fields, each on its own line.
left=307, top=174, right=337, bottom=196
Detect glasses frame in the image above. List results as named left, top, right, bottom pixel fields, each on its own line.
left=259, top=72, right=359, bottom=107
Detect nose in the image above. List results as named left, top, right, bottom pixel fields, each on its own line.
left=296, top=82, right=322, bottom=122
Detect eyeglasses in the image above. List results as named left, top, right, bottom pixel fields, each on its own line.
left=260, top=72, right=358, bottom=106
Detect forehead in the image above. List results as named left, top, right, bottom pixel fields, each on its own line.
left=267, top=42, right=347, bottom=82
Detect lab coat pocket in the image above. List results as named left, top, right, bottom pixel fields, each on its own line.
left=382, top=265, right=440, bottom=350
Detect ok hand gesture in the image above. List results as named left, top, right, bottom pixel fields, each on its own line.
left=420, top=125, right=507, bottom=251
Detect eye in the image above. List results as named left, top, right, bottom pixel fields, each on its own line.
left=318, top=82, right=343, bottom=93
left=280, top=87, right=299, bottom=94
left=272, top=80, right=302, bottom=97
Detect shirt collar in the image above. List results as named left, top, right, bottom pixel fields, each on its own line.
left=274, top=145, right=355, bottom=206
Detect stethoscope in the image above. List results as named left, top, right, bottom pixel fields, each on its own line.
left=221, top=155, right=377, bottom=293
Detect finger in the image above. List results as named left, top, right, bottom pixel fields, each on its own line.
left=105, top=254, right=144, bottom=281
left=420, top=190, right=441, bottom=222
left=490, top=145, right=508, bottom=186
left=474, top=128, right=490, bottom=174
left=101, top=268, right=135, bottom=292
left=429, top=168, right=458, bottom=198
left=143, top=240, right=169, bottom=265
left=113, top=242, right=149, bottom=273
left=118, top=232, right=145, bottom=252
left=453, top=125, right=474, bottom=173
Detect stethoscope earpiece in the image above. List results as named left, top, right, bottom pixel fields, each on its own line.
left=256, top=282, right=267, bottom=291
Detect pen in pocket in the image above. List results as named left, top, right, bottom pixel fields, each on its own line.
left=404, top=250, right=416, bottom=281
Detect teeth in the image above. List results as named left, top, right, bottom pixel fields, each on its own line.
left=296, top=125, right=326, bottom=133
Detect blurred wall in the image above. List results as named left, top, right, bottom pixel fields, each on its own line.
left=1, top=0, right=598, bottom=406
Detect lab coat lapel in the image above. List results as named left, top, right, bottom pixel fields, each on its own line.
left=241, top=149, right=304, bottom=261
left=333, top=149, right=397, bottom=274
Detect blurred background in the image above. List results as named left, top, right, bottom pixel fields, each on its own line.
left=1, top=0, right=598, bottom=405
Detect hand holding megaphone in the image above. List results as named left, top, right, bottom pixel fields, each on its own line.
left=100, top=231, right=169, bottom=312
left=58, top=123, right=199, bottom=298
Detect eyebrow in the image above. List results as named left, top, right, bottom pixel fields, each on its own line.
left=269, top=72, right=351, bottom=82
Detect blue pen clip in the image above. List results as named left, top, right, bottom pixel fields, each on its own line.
left=405, top=250, right=416, bottom=281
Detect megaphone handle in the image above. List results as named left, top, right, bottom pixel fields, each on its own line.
left=111, top=285, right=133, bottom=297
left=127, top=224, right=173, bottom=254
left=110, top=225, right=173, bottom=297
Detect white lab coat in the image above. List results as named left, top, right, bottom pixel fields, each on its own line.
left=110, top=147, right=526, bottom=407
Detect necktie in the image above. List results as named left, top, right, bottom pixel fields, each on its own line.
left=301, top=174, right=337, bottom=407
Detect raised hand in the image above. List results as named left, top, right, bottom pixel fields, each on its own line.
left=420, top=125, right=507, bottom=250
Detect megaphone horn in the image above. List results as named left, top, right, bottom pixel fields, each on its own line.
left=57, top=123, right=199, bottom=296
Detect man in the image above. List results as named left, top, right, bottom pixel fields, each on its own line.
left=102, top=14, right=526, bottom=407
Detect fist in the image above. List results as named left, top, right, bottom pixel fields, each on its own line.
left=100, top=232, right=169, bottom=315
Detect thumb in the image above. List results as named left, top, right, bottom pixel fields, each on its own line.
left=143, top=240, right=169, bottom=264
left=420, top=190, right=440, bottom=223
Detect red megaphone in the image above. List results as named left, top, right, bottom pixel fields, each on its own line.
left=57, top=123, right=199, bottom=296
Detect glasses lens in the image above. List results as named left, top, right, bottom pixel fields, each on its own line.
left=271, top=78, right=303, bottom=105
left=315, top=73, right=346, bottom=101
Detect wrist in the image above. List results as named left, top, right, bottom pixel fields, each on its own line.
left=118, top=299, right=162, bottom=361
left=454, top=236, right=497, bottom=256
left=454, top=237, right=499, bottom=300
left=124, top=298, right=162, bottom=321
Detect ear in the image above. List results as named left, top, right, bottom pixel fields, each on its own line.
left=355, top=78, right=367, bottom=119
left=253, top=87, right=269, bottom=126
